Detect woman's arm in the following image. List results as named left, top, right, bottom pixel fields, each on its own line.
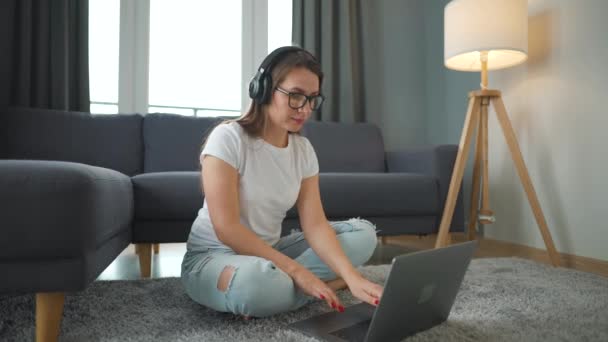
left=295, top=175, right=361, bottom=283
left=296, top=174, right=383, bottom=306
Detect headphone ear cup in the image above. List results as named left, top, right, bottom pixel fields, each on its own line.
left=259, top=73, right=273, bottom=104
left=248, top=72, right=262, bottom=102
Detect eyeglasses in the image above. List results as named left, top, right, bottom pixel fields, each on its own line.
left=275, top=87, right=325, bottom=111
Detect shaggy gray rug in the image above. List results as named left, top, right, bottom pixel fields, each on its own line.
left=1, top=258, right=607, bottom=341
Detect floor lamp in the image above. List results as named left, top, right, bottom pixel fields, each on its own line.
left=435, top=0, right=561, bottom=267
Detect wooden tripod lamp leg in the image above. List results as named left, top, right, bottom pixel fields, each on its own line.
left=435, top=96, right=481, bottom=248
left=467, top=111, right=483, bottom=240
left=479, top=99, right=495, bottom=224
left=492, top=97, right=561, bottom=266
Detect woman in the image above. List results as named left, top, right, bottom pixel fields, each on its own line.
left=181, top=46, right=383, bottom=318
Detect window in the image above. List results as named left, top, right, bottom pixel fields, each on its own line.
left=89, top=0, right=293, bottom=116
left=88, top=0, right=120, bottom=114
left=268, top=0, right=292, bottom=53
left=148, top=0, right=241, bottom=117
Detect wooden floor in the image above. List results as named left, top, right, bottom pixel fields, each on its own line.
left=97, top=234, right=608, bottom=281
left=388, top=233, right=608, bottom=278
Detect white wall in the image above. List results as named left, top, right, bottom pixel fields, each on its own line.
left=379, top=0, right=427, bottom=151
left=362, top=0, right=428, bottom=151
left=474, top=0, right=608, bottom=261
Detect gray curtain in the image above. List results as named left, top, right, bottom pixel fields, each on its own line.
left=0, top=0, right=90, bottom=112
left=293, top=0, right=366, bottom=123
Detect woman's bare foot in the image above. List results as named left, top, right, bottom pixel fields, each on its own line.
left=326, top=277, right=347, bottom=291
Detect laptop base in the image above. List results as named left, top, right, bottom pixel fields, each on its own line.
left=288, top=303, right=375, bottom=342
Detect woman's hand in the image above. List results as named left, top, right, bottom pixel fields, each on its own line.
left=345, top=273, right=384, bottom=306
left=290, top=266, right=345, bottom=312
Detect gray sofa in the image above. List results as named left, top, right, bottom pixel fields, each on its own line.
left=0, top=106, right=463, bottom=339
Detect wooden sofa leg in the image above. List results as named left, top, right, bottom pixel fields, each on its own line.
left=137, top=243, right=152, bottom=278
left=36, top=292, right=65, bottom=342
left=153, top=243, right=159, bottom=254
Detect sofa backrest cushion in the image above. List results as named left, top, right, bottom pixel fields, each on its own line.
left=0, top=106, right=144, bottom=176
left=301, top=121, right=386, bottom=172
left=143, top=113, right=224, bottom=172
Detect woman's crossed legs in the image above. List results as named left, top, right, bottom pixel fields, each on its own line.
left=181, top=218, right=378, bottom=317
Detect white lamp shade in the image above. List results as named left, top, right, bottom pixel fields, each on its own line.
left=444, top=0, right=528, bottom=71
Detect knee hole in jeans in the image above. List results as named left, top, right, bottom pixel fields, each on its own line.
left=217, top=266, right=236, bottom=292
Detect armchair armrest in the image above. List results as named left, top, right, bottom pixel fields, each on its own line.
left=386, top=145, right=464, bottom=232
left=0, top=160, right=134, bottom=261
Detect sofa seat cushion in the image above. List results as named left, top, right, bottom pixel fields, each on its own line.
left=0, top=160, right=133, bottom=259
left=132, top=171, right=203, bottom=220
left=134, top=171, right=439, bottom=222
left=286, top=172, right=439, bottom=219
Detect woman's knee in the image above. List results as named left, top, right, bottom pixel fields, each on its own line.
left=224, top=259, right=296, bottom=317
left=339, top=218, right=378, bottom=266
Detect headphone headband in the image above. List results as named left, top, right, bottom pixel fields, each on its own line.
left=257, top=46, right=305, bottom=77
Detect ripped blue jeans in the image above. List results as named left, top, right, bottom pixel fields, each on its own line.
left=180, top=218, right=378, bottom=318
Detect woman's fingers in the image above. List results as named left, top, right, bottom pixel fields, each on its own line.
left=365, top=283, right=383, bottom=301
left=329, top=290, right=344, bottom=312
left=318, top=292, right=333, bottom=309
left=318, top=287, right=343, bottom=312
left=343, top=278, right=383, bottom=307
left=317, top=278, right=385, bottom=311
left=353, top=288, right=379, bottom=306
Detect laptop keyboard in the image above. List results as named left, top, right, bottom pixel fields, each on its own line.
left=329, top=319, right=372, bottom=341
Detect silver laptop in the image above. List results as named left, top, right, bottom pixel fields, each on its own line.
left=288, top=240, right=477, bottom=342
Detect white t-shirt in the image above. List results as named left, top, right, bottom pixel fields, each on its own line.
left=187, top=121, right=319, bottom=252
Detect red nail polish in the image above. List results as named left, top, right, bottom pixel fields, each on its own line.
left=331, top=302, right=336, bottom=308
left=320, top=294, right=325, bottom=300
left=339, top=306, right=345, bottom=312
left=374, top=299, right=379, bottom=305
